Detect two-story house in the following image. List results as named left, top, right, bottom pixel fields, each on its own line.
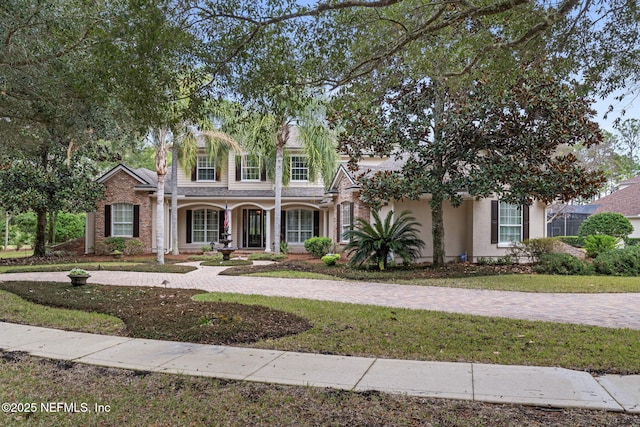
left=86, top=141, right=548, bottom=262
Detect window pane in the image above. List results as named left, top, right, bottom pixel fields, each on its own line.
left=242, top=155, right=261, bottom=180
left=112, top=203, right=133, bottom=236
left=197, top=156, right=216, bottom=181
left=192, top=209, right=219, bottom=243
left=499, top=202, right=522, bottom=243
left=291, top=156, right=308, bottom=181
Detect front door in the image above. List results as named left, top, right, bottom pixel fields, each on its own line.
left=243, top=209, right=264, bottom=248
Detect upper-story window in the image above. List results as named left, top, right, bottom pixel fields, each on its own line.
left=290, top=156, right=308, bottom=182
left=498, top=201, right=522, bottom=244
left=242, top=155, right=261, bottom=181
left=112, top=203, right=134, bottom=237
left=197, top=155, right=216, bottom=181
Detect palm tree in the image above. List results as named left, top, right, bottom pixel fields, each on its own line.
left=344, top=210, right=425, bottom=271
left=214, top=98, right=338, bottom=254
left=169, top=122, right=242, bottom=256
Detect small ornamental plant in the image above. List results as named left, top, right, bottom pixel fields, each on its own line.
left=69, top=268, right=89, bottom=277
left=321, top=253, right=341, bottom=266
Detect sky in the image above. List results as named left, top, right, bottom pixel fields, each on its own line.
left=593, top=90, right=640, bottom=134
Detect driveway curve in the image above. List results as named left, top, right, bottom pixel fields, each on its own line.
left=2, top=264, right=640, bottom=330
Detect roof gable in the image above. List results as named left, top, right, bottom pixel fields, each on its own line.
left=327, top=163, right=357, bottom=192
left=97, top=164, right=155, bottom=186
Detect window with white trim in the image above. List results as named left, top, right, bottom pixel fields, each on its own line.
left=242, top=155, right=261, bottom=181
left=286, top=209, right=313, bottom=243
left=290, top=156, right=308, bottom=181
left=341, top=203, right=352, bottom=241
left=196, top=155, right=216, bottom=181
left=112, top=203, right=134, bottom=237
left=192, top=209, right=219, bottom=243
left=499, top=202, right=522, bottom=244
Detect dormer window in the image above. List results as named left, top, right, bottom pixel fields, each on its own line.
left=242, top=155, right=261, bottom=181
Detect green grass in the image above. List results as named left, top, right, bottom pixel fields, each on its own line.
left=246, top=271, right=342, bottom=280
left=396, top=274, right=640, bottom=293
left=0, top=290, right=125, bottom=334
left=0, top=249, right=33, bottom=258
left=0, top=262, right=197, bottom=274
left=195, top=292, right=640, bottom=374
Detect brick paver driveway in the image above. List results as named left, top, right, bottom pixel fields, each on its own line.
left=3, top=264, right=640, bottom=330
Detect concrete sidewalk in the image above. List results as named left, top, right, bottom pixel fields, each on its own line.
left=1, top=321, right=639, bottom=413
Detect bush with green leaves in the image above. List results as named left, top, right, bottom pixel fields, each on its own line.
left=583, top=234, right=620, bottom=258
left=125, top=239, right=145, bottom=256
left=627, top=238, right=640, bottom=247
left=304, top=237, right=333, bottom=257
left=557, top=236, right=584, bottom=248
left=321, top=253, right=341, bottom=266
left=578, top=212, right=633, bottom=239
left=103, top=237, right=126, bottom=253
left=508, top=237, right=558, bottom=263
left=592, top=246, right=640, bottom=276
left=534, top=253, right=591, bottom=275
left=344, top=210, right=425, bottom=271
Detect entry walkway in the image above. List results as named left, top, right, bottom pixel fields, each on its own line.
left=1, top=265, right=640, bottom=412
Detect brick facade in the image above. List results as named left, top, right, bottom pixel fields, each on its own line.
left=94, top=170, right=153, bottom=252
left=332, top=171, right=371, bottom=243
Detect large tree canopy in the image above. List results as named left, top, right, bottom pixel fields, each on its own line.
left=337, top=64, right=606, bottom=266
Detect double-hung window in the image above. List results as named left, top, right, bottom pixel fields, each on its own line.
left=286, top=209, right=313, bottom=243
left=498, top=202, right=522, bottom=244
left=290, top=156, right=308, bottom=182
left=196, top=155, right=216, bottom=181
left=112, top=203, right=134, bottom=237
left=242, top=155, right=261, bottom=181
left=192, top=209, right=219, bottom=243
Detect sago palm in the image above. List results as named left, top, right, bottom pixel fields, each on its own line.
left=344, top=210, right=425, bottom=271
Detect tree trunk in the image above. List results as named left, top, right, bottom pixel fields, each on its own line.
left=47, top=211, right=56, bottom=244
left=431, top=197, right=445, bottom=268
left=171, top=144, right=179, bottom=255
left=34, top=208, right=47, bottom=257
left=273, top=124, right=289, bottom=255
left=156, top=173, right=165, bottom=265
left=4, top=211, right=9, bottom=250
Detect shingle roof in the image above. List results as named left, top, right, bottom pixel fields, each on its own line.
left=588, top=180, right=640, bottom=216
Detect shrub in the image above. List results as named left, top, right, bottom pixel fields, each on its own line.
left=321, top=253, right=341, bottom=266
left=627, top=238, right=640, bottom=247
left=578, top=212, right=633, bottom=239
left=583, top=234, right=619, bottom=258
left=125, top=239, right=145, bottom=256
left=592, top=246, right=640, bottom=276
left=104, top=237, right=126, bottom=253
left=534, top=253, right=590, bottom=275
left=279, top=241, right=289, bottom=255
left=508, top=238, right=558, bottom=263
left=344, top=210, right=425, bottom=271
left=557, top=236, right=584, bottom=248
left=304, top=237, right=333, bottom=257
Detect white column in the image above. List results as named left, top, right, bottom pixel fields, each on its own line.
left=265, top=209, right=272, bottom=252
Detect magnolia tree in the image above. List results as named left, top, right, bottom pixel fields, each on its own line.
left=337, top=65, right=606, bottom=267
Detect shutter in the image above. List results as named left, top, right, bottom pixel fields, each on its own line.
left=522, top=205, right=530, bottom=241
left=281, top=210, right=286, bottom=242
left=235, top=156, right=241, bottom=181
left=313, top=211, right=320, bottom=237
left=191, top=167, right=197, bottom=181
left=186, top=210, right=192, bottom=243
left=133, top=205, right=140, bottom=237
left=104, top=205, right=111, bottom=237
left=491, top=200, right=498, bottom=244
left=260, top=160, right=267, bottom=181
left=336, top=206, right=341, bottom=241
left=215, top=166, right=220, bottom=181
left=219, top=209, right=225, bottom=240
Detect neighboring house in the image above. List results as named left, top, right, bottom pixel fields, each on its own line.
left=584, top=175, right=640, bottom=239
left=86, top=149, right=548, bottom=262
